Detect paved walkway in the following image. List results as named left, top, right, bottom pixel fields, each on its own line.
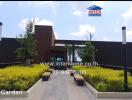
left=1, top=70, right=132, bottom=100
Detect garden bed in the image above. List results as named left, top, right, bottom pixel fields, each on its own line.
left=0, top=64, right=49, bottom=97
left=85, top=80, right=132, bottom=98
left=72, top=66, right=132, bottom=98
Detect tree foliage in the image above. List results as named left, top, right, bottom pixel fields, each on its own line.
left=15, top=19, right=38, bottom=65
left=78, top=33, right=97, bottom=62
left=78, top=42, right=96, bottom=62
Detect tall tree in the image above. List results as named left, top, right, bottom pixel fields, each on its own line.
left=15, top=19, right=38, bottom=66
left=78, top=32, right=97, bottom=63
left=78, top=42, right=96, bottom=62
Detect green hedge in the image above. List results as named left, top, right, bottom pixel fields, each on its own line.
left=72, top=66, right=132, bottom=92
left=0, top=64, right=49, bottom=91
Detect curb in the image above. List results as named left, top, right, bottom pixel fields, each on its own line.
left=0, top=79, right=41, bottom=98
left=85, top=81, right=132, bottom=98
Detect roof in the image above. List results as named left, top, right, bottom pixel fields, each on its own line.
left=87, top=5, right=102, bottom=10
left=55, top=39, right=132, bottom=45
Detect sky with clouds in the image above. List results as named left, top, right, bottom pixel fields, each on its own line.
left=1, top=1, right=132, bottom=42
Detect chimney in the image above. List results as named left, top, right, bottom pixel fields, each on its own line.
left=122, top=26, right=126, bottom=44
left=0, top=22, right=2, bottom=41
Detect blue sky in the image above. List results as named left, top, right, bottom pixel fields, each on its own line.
left=1, top=1, right=132, bottom=42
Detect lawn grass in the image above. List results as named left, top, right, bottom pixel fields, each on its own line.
left=72, top=66, right=132, bottom=92
left=0, top=64, right=49, bottom=91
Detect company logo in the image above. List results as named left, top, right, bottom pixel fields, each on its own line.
left=87, top=5, right=102, bottom=16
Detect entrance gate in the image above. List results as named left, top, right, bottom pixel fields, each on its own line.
left=50, top=55, right=67, bottom=70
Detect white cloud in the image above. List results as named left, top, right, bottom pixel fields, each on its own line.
left=73, top=10, right=82, bottom=16
left=126, top=29, right=132, bottom=41
left=126, top=29, right=132, bottom=36
left=35, top=18, right=54, bottom=26
left=19, top=18, right=60, bottom=39
left=71, top=2, right=91, bottom=17
left=71, top=24, right=96, bottom=36
left=122, top=5, right=132, bottom=25
left=19, top=18, right=54, bottom=29
left=19, top=19, right=29, bottom=29
left=54, top=31, right=59, bottom=39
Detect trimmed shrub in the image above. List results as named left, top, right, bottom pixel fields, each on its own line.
left=72, top=66, right=132, bottom=92
left=96, top=82, right=108, bottom=92
left=0, top=64, right=49, bottom=91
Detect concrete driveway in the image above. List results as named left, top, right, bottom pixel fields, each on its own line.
left=0, top=70, right=132, bottom=100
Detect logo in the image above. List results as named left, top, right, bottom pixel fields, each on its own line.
left=87, top=5, right=102, bottom=16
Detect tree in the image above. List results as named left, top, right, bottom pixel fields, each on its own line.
left=77, top=32, right=97, bottom=63
left=78, top=42, right=96, bottom=62
left=15, top=19, right=38, bottom=66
